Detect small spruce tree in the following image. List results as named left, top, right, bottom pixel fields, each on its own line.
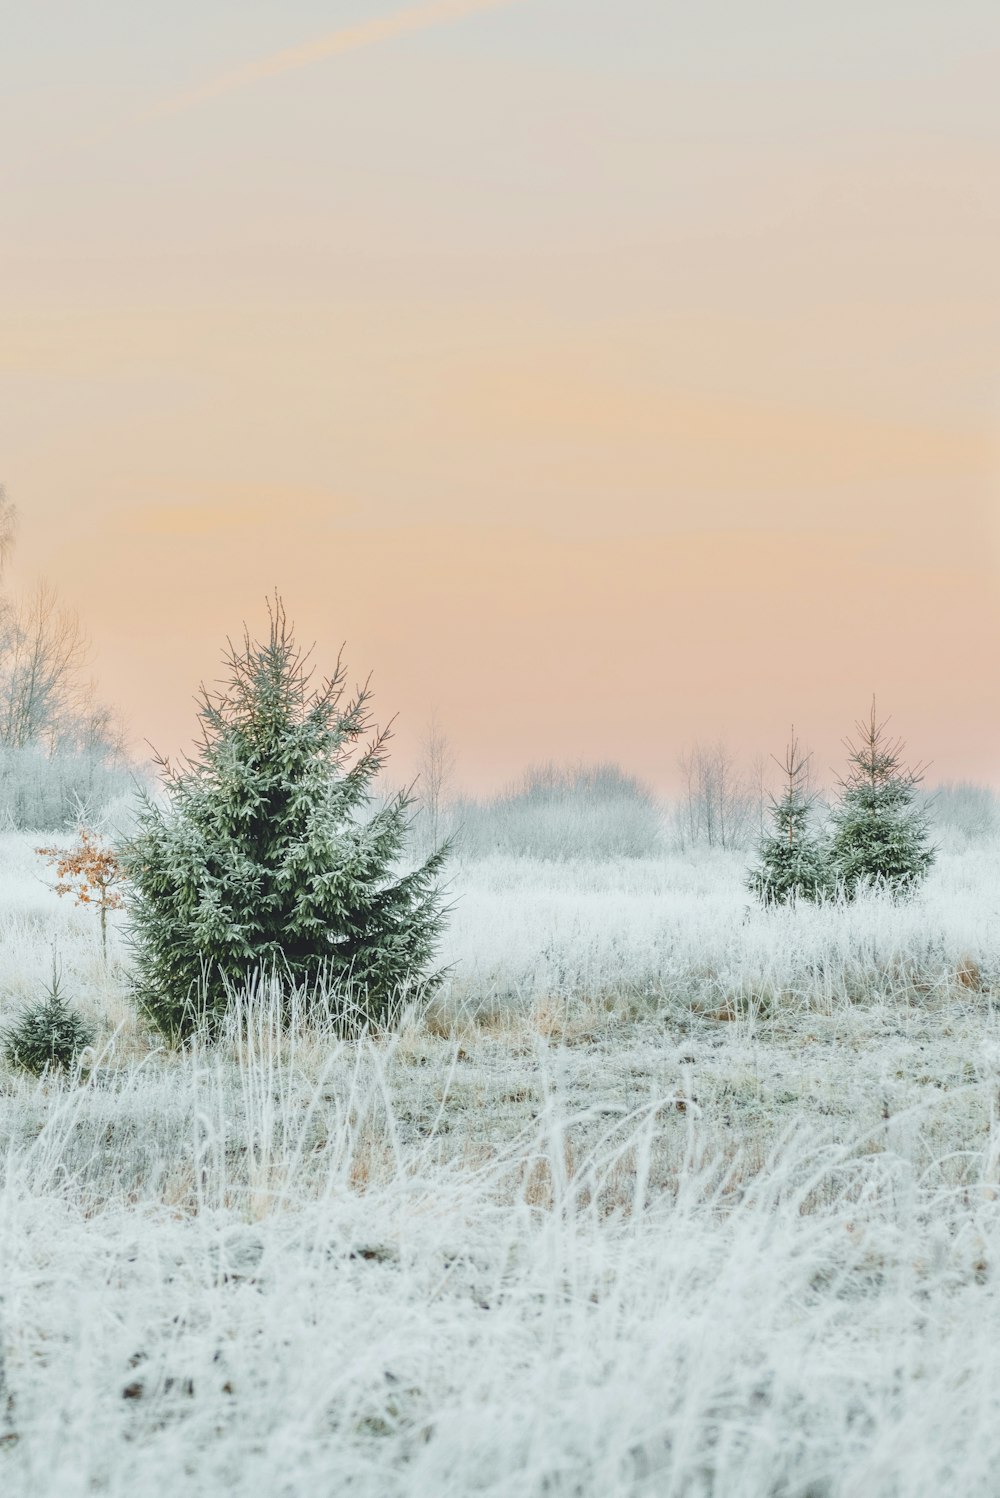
left=36, top=828, right=125, bottom=963
left=2, top=957, right=93, bottom=1075
left=747, top=730, right=829, bottom=905
left=123, top=598, right=448, bottom=1040
left=829, top=698, right=935, bottom=899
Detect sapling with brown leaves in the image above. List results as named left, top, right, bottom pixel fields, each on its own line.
left=36, top=827, right=126, bottom=962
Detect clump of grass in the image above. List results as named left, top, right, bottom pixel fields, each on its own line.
left=1, top=957, right=92, bottom=1075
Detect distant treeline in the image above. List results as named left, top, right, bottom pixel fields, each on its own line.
left=413, top=754, right=998, bottom=862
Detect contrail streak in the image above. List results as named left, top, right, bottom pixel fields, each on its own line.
left=154, top=0, right=526, bottom=118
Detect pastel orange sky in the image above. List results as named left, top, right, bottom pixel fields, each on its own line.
left=3, top=1, right=999, bottom=790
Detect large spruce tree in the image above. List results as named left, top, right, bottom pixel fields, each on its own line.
left=747, top=731, right=829, bottom=905
left=829, top=699, right=935, bottom=899
left=124, top=599, right=448, bottom=1040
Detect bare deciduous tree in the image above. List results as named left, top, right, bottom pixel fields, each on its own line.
left=0, top=581, right=92, bottom=750
left=0, top=485, right=17, bottom=578
left=748, top=750, right=771, bottom=840
left=417, top=708, right=455, bottom=851
left=676, top=741, right=756, bottom=851
left=0, top=491, right=129, bottom=827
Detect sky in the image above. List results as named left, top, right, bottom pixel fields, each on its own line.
left=2, top=0, right=1000, bottom=792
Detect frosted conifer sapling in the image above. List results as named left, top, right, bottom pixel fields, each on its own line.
left=123, top=597, right=448, bottom=1040
left=829, top=698, right=935, bottom=898
left=747, top=730, right=828, bottom=905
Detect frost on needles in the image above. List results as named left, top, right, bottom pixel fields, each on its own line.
left=748, top=702, right=936, bottom=907
left=123, top=598, right=449, bottom=1041
left=829, top=698, right=935, bottom=899
left=747, top=732, right=829, bottom=906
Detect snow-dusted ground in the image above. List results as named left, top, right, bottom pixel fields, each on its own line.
left=3, top=834, right=1000, bottom=1495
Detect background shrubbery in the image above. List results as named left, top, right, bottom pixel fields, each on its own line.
left=451, top=762, right=664, bottom=861
left=0, top=743, right=135, bottom=831
left=922, top=781, right=998, bottom=850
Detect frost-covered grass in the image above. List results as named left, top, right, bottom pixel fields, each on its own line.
left=2, top=833, right=1000, bottom=1495
left=433, top=844, right=997, bottom=1022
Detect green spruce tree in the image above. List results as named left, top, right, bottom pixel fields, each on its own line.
left=123, top=598, right=448, bottom=1040
left=829, top=698, right=935, bottom=899
left=1, top=955, right=93, bottom=1075
left=747, top=730, right=829, bottom=905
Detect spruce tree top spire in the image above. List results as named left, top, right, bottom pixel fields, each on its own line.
left=125, top=595, right=448, bottom=1040
left=840, top=696, right=926, bottom=794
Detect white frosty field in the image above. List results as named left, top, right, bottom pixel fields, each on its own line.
left=3, top=832, right=1000, bottom=1496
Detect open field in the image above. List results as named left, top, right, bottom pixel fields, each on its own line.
left=2, top=834, right=1000, bottom=1495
